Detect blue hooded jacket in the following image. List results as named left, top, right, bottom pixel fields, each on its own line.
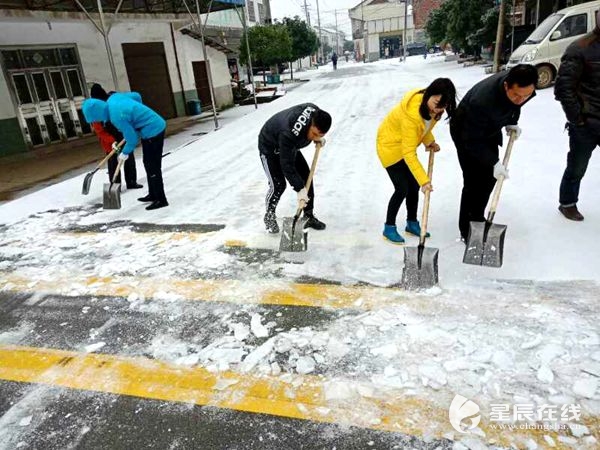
left=82, top=92, right=166, bottom=155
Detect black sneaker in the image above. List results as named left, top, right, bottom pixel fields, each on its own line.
left=127, top=183, right=144, bottom=189
left=137, top=195, right=154, bottom=202
left=146, top=200, right=169, bottom=210
left=303, top=212, right=326, bottom=230
left=264, top=211, right=279, bottom=233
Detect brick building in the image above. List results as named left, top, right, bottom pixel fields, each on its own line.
left=412, top=0, right=446, bottom=42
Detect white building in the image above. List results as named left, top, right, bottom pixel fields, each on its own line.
left=348, top=0, right=415, bottom=62
left=314, top=26, right=346, bottom=59
left=0, top=0, right=268, bottom=156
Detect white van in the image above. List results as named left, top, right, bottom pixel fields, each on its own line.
left=507, top=0, right=600, bottom=89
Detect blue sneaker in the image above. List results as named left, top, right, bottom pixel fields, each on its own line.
left=382, top=224, right=405, bottom=244
left=405, top=220, right=430, bottom=238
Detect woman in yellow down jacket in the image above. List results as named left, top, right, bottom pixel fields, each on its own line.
left=377, top=78, right=456, bottom=244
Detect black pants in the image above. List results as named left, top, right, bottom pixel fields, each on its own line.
left=142, top=131, right=167, bottom=203
left=456, top=148, right=496, bottom=241
left=260, top=151, right=314, bottom=213
left=384, top=160, right=419, bottom=226
left=107, top=152, right=138, bottom=187
left=559, top=123, right=600, bottom=206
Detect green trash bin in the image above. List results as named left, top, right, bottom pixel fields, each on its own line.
left=271, top=74, right=281, bottom=83
left=186, top=100, right=201, bottom=115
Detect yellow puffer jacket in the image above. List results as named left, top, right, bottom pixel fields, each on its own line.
left=376, top=88, right=438, bottom=186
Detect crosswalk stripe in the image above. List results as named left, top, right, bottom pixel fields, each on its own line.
left=0, top=343, right=569, bottom=447
left=0, top=272, right=408, bottom=310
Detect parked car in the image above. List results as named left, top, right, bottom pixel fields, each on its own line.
left=506, top=0, right=600, bottom=88
left=405, top=43, right=428, bottom=56
left=252, top=62, right=288, bottom=75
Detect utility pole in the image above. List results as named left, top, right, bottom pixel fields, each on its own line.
left=402, top=0, right=408, bottom=61
left=303, top=0, right=311, bottom=25
left=535, top=0, right=540, bottom=27
left=362, top=0, right=367, bottom=62
left=316, top=0, right=323, bottom=63
left=334, top=9, right=339, bottom=54
left=510, top=0, right=515, bottom=54
left=493, top=0, right=506, bottom=73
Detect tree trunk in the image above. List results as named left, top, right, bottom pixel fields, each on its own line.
left=290, top=61, right=294, bottom=81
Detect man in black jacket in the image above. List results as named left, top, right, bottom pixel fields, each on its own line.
left=259, top=103, right=332, bottom=233
left=450, top=64, right=538, bottom=242
left=554, top=11, right=600, bottom=222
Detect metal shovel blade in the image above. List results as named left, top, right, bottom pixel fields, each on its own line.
left=81, top=171, right=95, bottom=195
left=402, top=245, right=439, bottom=290
left=279, top=215, right=309, bottom=252
left=463, top=221, right=507, bottom=267
left=102, top=182, right=122, bottom=209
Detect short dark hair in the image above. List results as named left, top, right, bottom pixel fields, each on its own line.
left=419, top=77, right=457, bottom=118
left=312, top=109, right=332, bottom=133
left=505, top=64, right=538, bottom=88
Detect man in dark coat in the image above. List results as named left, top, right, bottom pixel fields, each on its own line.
left=259, top=103, right=332, bottom=233
left=554, top=11, right=600, bottom=221
left=450, top=64, right=538, bottom=242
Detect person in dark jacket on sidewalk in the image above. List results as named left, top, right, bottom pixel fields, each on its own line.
left=450, top=64, right=538, bottom=242
left=83, top=92, right=168, bottom=211
left=331, top=53, right=338, bottom=70
left=89, top=84, right=143, bottom=190
left=554, top=11, right=600, bottom=222
left=259, top=103, right=332, bottom=233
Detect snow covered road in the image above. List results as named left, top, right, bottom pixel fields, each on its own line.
left=0, top=56, right=599, bottom=449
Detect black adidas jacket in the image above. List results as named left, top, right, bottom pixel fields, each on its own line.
left=259, top=103, right=319, bottom=191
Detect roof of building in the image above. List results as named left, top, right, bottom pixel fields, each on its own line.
left=0, top=0, right=244, bottom=15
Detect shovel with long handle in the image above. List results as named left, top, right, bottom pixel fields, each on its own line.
left=463, top=130, right=517, bottom=267
left=103, top=157, right=125, bottom=210
left=279, top=141, right=323, bottom=252
left=402, top=149, right=439, bottom=289
left=82, top=140, right=125, bottom=195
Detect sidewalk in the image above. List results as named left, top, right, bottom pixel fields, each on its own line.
left=0, top=112, right=217, bottom=202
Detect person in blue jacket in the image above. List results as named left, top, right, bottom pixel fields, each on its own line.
left=82, top=92, right=168, bottom=210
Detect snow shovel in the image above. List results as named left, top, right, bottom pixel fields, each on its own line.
left=81, top=140, right=125, bottom=195
left=463, top=130, right=517, bottom=268
left=402, top=149, right=438, bottom=289
left=279, top=142, right=322, bottom=252
left=103, top=158, right=125, bottom=210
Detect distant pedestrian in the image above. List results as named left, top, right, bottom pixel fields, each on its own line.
left=450, top=64, right=538, bottom=241
left=377, top=78, right=457, bottom=244
left=331, top=52, right=338, bottom=70
left=89, top=84, right=142, bottom=190
left=258, top=103, right=332, bottom=233
left=554, top=10, right=600, bottom=221
left=83, top=92, right=169, bottom=211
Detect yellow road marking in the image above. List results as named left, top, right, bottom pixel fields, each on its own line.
left=1, top=344, right=591, bottom=447
left=0, top=272, right=409, bottom=310
left=224, top=239, right=247, bottom=247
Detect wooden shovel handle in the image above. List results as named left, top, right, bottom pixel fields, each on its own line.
left=95, top=139, right=125, bottom=171
left=487, top=130, right=517, bottom=221
left=419, top=149, right=435, bottom=245
left=295, top=141, right=322, bottom=215
left=111, top=155, right=126, bottom=183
